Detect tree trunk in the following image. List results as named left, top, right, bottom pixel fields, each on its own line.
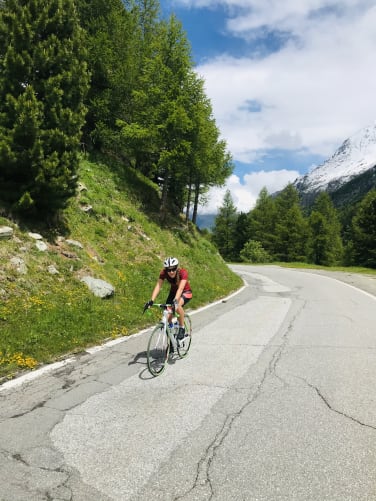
left=192, top=181, right=200, bottom=225
left=160, top=172, right=169, bottom=219
left=185, top=180, right=192, bottom=223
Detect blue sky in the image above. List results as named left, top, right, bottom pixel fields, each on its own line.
left=160, top=0, right=376, bottom=213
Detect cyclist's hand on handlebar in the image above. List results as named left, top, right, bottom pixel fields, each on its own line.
left=143, top=300, right=153, bottom=313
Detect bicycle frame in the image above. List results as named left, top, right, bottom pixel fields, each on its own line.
left=144, top=303, right=192, bottom=376
left=155, top=303, right=179, bottom=351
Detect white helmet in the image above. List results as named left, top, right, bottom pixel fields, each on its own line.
left=164, top=256, right=179, bottom=269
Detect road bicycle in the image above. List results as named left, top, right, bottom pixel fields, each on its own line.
left=143, top=303, right=192, bottom=377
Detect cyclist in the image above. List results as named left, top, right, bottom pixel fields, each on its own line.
left=144, top=257, right=192, bottom=339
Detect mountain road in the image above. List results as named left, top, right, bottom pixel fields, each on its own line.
left=0, top=265, right=376, bottom=500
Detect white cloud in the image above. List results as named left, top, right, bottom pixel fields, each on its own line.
left=191, top=1, right=376, bottom=161
left=171, top=0, right=376, bottom=214
left=199, top=169, right=300, bottom=213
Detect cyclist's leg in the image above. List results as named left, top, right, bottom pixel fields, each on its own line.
left=164, top=292, right=176, bottom=353
left=178, top=292, right=192, bottom=326
left=165, top=292, right=175, bottom=324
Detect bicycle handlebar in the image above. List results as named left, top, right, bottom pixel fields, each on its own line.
left=142, top=303, right=175, bottom=314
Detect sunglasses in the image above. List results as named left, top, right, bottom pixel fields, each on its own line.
left=166, top=267, right=177, bottom=272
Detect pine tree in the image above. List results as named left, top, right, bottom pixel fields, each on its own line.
left=247, top=187, right=277, bottom=257
left=273, top=184, right=309, bottom=262
left=212, top=189, right=238, bottom=260
left=115, top=12, right=234, bottom=221
left=233, top=212, right=249, bottom=259
left=75, top=0, right=139, bottom=150
left=0, top=0, right=89, bottom=217
left=183, top=73, right=233, bottom=225
left=351, top=189, right=376, bottom=268
left=116, top=14, right=193, bottom=216
left=308, top=192, right=343, bottom=265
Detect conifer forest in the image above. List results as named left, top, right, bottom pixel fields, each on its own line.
left=0, top=0, right=375, bottom=268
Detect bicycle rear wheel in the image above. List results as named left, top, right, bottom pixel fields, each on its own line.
left=147, top=324, right=169, bottom=376
left=177, top=314, right=192, bottom=358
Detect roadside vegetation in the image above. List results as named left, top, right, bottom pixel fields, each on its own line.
left=276, top=263, right=376, bottom=274
left=0, top=155, right=242, bottom=380
left=213, top=187, right=376, bottom=269
left=0, top=0, right=238, bottom=381
left=1, top=0, right=375, bottom=384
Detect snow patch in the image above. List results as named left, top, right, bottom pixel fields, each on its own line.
left=295, top=121, right=376, bottom=193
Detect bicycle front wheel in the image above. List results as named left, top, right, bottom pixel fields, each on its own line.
left=177, top=314, right=192, bottom=358
left=147, top=324, right=169, bottom=376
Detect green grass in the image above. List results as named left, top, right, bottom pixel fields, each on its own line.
left=230, top=260, right=376, bottom=276
left=274, top=262, right=376, bottom=275
left=3, top=156, right=373, bottom=381
left=0, top=155, right=242, bottom=380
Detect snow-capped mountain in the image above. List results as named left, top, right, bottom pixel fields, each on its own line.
left=294, top=122, right=376, bottom=206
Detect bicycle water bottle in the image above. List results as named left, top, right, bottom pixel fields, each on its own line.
left=169, top=320, right=178, bottom=338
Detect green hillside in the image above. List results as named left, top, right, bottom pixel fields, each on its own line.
left=0, top=155, right=242, bottom=381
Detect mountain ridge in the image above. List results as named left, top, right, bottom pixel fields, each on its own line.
left=294, top=122, right=376, bottom=206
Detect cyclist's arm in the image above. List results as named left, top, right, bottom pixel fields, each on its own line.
left=151, top=278, right=164, bottom=302
left=175, top=279, right=187, bottom=303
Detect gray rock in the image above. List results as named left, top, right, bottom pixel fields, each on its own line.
left=0, top=226, right=13, bottom=238
left=66, top=239, right=83, bottom=249
left=77, top=182, right=87, bottom=192
left=10, top=257, right=27, bottom=274
left=80, top=277, right=115, bottom=298
left=28, top=232, right=43, bottom=240
left=80, top=204, right=93, bottom=213
left=35, top=240, right=48, bottom=251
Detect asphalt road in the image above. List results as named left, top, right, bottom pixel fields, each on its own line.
left=0, top=265, right=376, bottom=501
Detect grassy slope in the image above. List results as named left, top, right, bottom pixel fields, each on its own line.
left=276, top=261, right=376, bottom=275
left=0, top=155, right=242, bottom=380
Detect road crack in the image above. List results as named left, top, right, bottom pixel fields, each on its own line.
left=173, top=299, right=306, bottom=500
left=175, top=377, right=267, bottom=500
left=299, top=377, right=376, bottom=431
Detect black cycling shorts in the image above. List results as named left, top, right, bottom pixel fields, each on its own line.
left=166, top=290, right=192, bottom=306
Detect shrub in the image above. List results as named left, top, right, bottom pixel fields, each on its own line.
left=240, top=240, right=271, bottom=263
